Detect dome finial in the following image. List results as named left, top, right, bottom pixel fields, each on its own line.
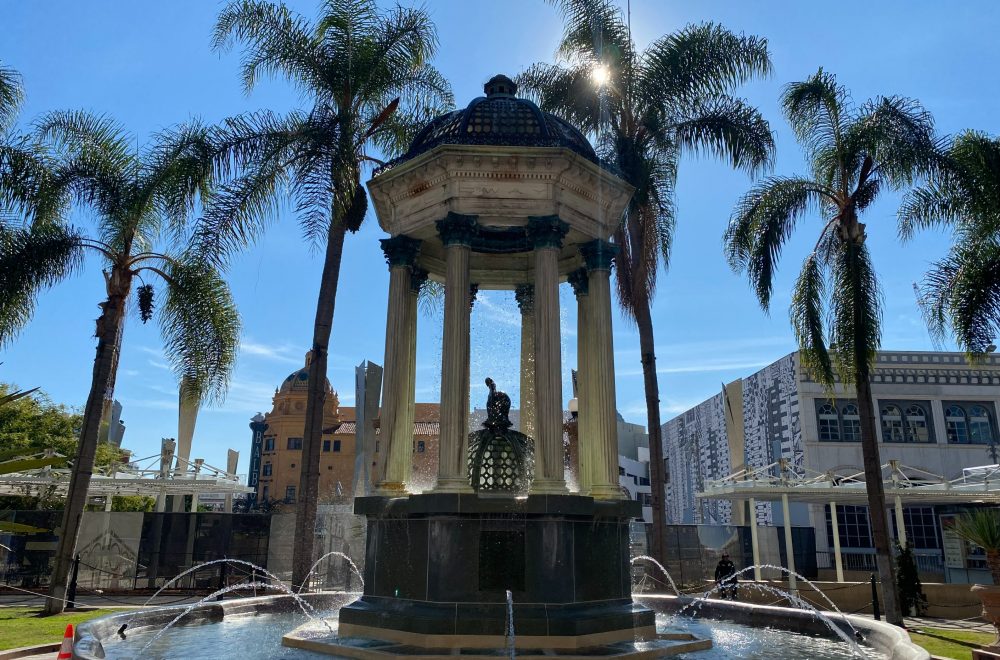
left=484, top=74, right=517, bottom=98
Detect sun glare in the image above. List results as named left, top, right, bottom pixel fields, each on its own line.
left=591, top=64, right=610, bottom=87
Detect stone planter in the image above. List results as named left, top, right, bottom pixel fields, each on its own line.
left=972, top=584, right=1000, bottom=651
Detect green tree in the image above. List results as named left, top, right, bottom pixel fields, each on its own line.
left=517, top=0, right=773, bottom=564
left=205, top=0, right=452, bottom=589
left=900, top=131, right=1000, bottom=358
left=724, top=69, right=941, bottom=626
left=0, top=110, right=240, bottom=614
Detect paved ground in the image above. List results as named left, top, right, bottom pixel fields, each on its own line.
left=906, top=615, right=994, bottom=634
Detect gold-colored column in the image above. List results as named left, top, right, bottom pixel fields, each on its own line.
left=568, top=268, right=592, bottom=494
left=434, top=213, right=477, bottom=492
left=378, top=235, right=421, bottom=492
left=527, top=216, right=569, bottom=493
left=515, top=285, right=535, bottom=441
left=581, top=240, right=622, bottom=499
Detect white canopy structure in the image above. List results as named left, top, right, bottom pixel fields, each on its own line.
left=0, top=447, right=251, bottom=510
left=696, top=459, right=1000, bottom=586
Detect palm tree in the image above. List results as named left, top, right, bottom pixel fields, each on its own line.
left=0, top=110, right=240, bottom=614
left=205, top=0, right=452, bottom=589
left=725, top=69, right=941, bottom=626
left=900, top=131, right=1000, bottom=356
left=517, top=0, right=774, bottom=566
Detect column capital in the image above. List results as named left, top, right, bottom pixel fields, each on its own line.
left=380, top=235, right=421, bottom=267
left=469, top=282, right=480, bottom=309
left=580, top=239, right=618, bottom=272
left=567, top=268, right=589, bottom=297
left=527, top=215, right=569, bottom=250
left=514, top=284, right=534, bottom=313
left=436, top=212, right=478, bottom=247
left=409, top=266, right=429, bottom=293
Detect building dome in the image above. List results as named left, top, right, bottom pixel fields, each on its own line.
left=277, top=351, right=333, bottom=394
left=385, top=74, right=598, bottom=169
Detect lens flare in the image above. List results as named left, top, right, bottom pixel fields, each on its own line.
left=591, top=64, right=610, bottom=87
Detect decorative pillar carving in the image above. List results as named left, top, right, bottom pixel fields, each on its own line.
left=378, top=235, right=421, bottom=492
left=434, top=213, right=477, bottom=492
left=568, top=268, right=591, bottom=494
left=580, top=239, right=622, bottom=499
left=515, top=284, right=535, bottom=442
left=527, top=215, right=569, bottom=493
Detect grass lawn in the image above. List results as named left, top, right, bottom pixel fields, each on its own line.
left=0, top=607, right=123, bottom=651
left=908, top=626, right=995, bottom=660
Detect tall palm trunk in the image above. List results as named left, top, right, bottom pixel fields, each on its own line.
left=635, top=298, right=668, bottom=567
left=855, top=367, right=902, bottom=624
left=292, top=220, right=347, bottom=590
left=45, top=266, right=131, bottom=614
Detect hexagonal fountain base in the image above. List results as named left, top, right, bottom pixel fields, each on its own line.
left=282, top=624, right=712, bottom=659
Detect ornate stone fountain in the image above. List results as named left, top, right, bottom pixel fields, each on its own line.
left=283, top=74, right=705, bottom=657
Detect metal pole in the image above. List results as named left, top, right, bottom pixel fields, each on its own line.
left=870, top=572, right=881, bottom=620
left=830, top=501, right=845, bottom=583
left=781, top=493, right=797, bottom=592
left=748, top=497, right=762, bottom=581
left=67, top=554, right=80, bottom=609
left=894, top=495, right=907, bottom=549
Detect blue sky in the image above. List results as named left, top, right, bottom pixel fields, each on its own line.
left=3, top=1, right=999, bottom=471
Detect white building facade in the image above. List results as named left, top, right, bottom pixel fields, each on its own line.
left=663, top=350, right=1000, bottom=582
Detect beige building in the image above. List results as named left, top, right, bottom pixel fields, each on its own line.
left=255, top=354, right=440, bottom=505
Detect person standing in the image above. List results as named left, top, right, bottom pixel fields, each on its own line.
left=715, top=553, right=738, bottom=600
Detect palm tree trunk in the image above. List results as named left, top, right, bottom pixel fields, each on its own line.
left=635, top=299, right=668, bottom=568
left=292, top=220, right=346, bottom=591
left=45, top=266, right=131, bottom=614
left=855, top=365, right=903, bottom=625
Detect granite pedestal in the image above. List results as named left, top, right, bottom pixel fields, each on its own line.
left=336, top=493, right=655, bottom=649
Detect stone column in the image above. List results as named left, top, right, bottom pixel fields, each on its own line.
left=434, top=213, right=477, bottom=492
left=515, top=284, right=535, bottom=441
left=527, top=216, right=569, bottom=493
left=581, top=240, right=622, bottom=499
left=466, top=283, right=479, bottom=438
left=401, top=267, right=428, bottom=487
left=378, top=235, right=421, bottom=492
left=568, top=268, right=592, bottom=494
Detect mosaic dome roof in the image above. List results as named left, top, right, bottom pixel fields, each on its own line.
left=388, top=74, right=597, bottom=167
left=278, top=352, right=333, bottom=394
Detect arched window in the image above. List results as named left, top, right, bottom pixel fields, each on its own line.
left=841, top=403, right=861, bottom=442
left=946, top=405, right=969, bottom=444
left=818, top=403, right=840, bottom=441
left=970, top=405, right=994, bottom=445
left=905, top=404, right=931, bottom=443
left=881, top=404, right=905, bottom=442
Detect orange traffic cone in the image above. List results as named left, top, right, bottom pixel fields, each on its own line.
left=55, top=623, right=73, bottom=659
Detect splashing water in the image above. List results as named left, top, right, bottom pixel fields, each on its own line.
left=730, top=564, right=858, bottom=637
left=673, top=580, right=864, bottom=657
left=297, top=551, right=364, bottom=593
left=506, top=589, right=515, bottom=659
left=138, top=581, right=335, bottom=655
left=630, top=555, right=679, bottom=595
left=126, top=559, right=317, bottom=630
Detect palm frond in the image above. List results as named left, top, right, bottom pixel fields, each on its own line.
left=546, top=0, right=634, bottom=68
left=671, top=96, right=774, bottom=175
left=213, top=0, right=327, bottom=96
left=516, top=63, right=603, bottom=136
left=791, top=252, right=834, bottom=385
left=828, top=240, right=882, bottom=380
left=848, top=95, right=939, bottom=187
left=920, top=238, right=1000, bottom=355
left=0, top=139, right=71, bottom=226
left=639, top=23, right=771, bottom=111
left=0, top=222, right=82, bottom=344
left=724, top=176, right=832, bottom=309
left=158, top=256, right=241, bottom=405
left=781, top=69, right=848, bottom=167
left=0, top=63, right=24, bottom=133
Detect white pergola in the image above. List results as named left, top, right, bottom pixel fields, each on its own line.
left=696, top=459, right=1000, bottom=587
left=0, top=448, right=251, bottom=512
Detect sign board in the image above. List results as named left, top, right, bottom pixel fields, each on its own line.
left=940, top=513, right=966, bottom=569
